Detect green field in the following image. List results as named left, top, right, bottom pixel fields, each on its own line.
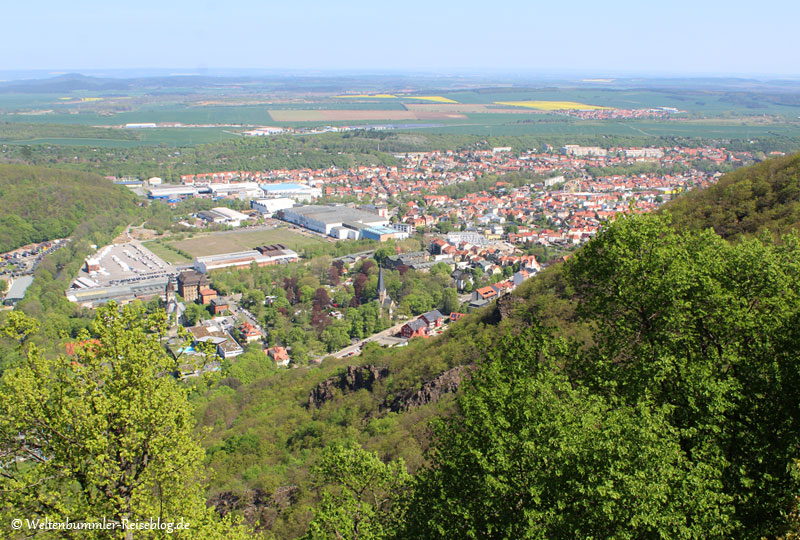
left=168, top=227, right=326, bottom=257
left=141, top=240, right=191, bottom=263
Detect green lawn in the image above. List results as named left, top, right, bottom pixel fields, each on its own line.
left=141, top=240, right=191, bottom=263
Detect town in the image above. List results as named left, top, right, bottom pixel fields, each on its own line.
left=4, top=141, right=755, bottom=373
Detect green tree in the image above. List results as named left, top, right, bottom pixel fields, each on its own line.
left=566, top=212, right=800, bottom=538
left=439, top=288, right=460, bottom=315
left=303, top=442, right=410, bottom=540
left=0, top=304, right=252, bottom=539
left=403, top=327, right=732, bottom=539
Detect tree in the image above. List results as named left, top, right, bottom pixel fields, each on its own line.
left=303, top=442, right=410, bottom=540
left=0, top=304, right=252, bottom=539
left=439, top=288, right=460, bottom=315
left=183, top=302, right=208, bottom=326
left=0, top=278, right=7, bottom=294
left=402, top=327, right=732, bottom=539
left=566, top=212, right=800, bottom=538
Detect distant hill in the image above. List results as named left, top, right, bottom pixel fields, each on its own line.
left=0, top=164, right=140, bottom=252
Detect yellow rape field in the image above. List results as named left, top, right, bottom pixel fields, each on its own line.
left=335, top=94, right=398, bottom=99
left=495, top=100, right=609, bottom=110
left=403, top=96, right=459, bottom=103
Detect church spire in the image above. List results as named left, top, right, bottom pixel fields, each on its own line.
left=377, top=264, right=386, bottom=296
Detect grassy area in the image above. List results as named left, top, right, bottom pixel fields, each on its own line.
left=168, top=227, right=326, bottom=257
left=141, top=240, right=191, bottom=263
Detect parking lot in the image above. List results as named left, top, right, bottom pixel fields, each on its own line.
left=78, top=242, right=176, bottom=287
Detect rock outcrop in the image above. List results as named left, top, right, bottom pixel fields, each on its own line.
left=307, top=364, right=390, bottom=408
left=388, top=364, right=473, bottom=412
left=495, top=292, right=524, bottom=322
left=209, top=486, right=298, bottom=531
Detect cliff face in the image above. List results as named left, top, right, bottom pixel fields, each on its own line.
left=209, top=486, right=298, bottom=532
left=307, top=365, right=390, bottom=408
left=388, top=364, right=473, bottom=412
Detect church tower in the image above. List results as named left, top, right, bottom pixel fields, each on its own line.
left=377, top=265, right=394, bottom=318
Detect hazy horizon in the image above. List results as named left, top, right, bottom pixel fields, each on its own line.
left=4, top=0, right=800, bottom=78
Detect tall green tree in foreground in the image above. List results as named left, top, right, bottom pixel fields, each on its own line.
left=567, top=213, right=800, bottom=538
left=0, top=303, right=251, bottom=539
left=402, top=327, right=732, bottom=539
left=303, top=442, right=410, bottom=540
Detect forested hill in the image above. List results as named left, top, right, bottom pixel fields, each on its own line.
left=0, top=164, right=140, bottom=252
left=193, top=151, right=800, bottom=539
left=667, top=150, right=800, bottom=240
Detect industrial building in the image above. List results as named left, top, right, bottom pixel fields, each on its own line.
left=260, top=183, right=321, bottom=202
left=147, top=185, right=205, bottom=200
left=66, top=277, right=170, bottom=308
left=196, top=207, right=250, bottom=227
left=193, top=246, right=299, bottom=273
left=209, top=182, right=263, bottom=199
left=251, top=198, right=295, bottom=216
left=3, top=275, right=34, bottom=306
left=279, top=205, right=395, bottom=240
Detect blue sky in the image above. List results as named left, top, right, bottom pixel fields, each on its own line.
left=3, top=0, right=799, bottom=76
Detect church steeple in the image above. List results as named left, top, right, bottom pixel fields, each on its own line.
left=377, top=264, right=386, bottom=302
left=376, top=264, right=393, bottom=317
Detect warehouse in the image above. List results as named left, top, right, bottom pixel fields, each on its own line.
left=251, top=198, right=295, bottom=216
left=65, top=277, right=170, bottom=308
left=280, top=205, right=389, bottom=236
left=260, top=183, right=321, bottom=202
left=3, top=275, right=34, bottom=306
left=193, top=247, right=299, bottom=273
left=196, top=207, right=250, bottom=227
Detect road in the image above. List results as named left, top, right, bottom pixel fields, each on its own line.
left=329, top=292, right=474, bottom=359
left=330, top=320, right=408, bottom=359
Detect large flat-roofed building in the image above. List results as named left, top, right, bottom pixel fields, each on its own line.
left=280, top=205, right=390, bottom=236
left=147, top=185, right=205, bottom=199
left=260, top=183, right=321, bottom=202
left=66, top=278, right=170, bottom=308
left=67, top=242, right=177, bottom=308
left=196, top=207, right=250, bottom=227
left=209, top=182, right=263, bottom=199
left=251, top=198, right=295, bottom=216
left=561, top=145, right=607, bottom=157
left=193, top=247, right=299, bottom=273
left=3, top=275, right=34, bottom=306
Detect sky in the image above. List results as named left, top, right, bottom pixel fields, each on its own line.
left=3, top=0, right=800, bottom=77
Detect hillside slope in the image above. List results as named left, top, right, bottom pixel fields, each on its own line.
left=0, top=164, right=140, bottom=252
left=668, top=151, right=800, bottom=240
left=196, top=151, right=800, bottom=538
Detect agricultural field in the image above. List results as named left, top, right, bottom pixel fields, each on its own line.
left=168, top=227, right=326, bottom=258
left=2, top=77, right=800, bottom=148
left=268, top=109, right=466, bottom=122
left=496, top=100, right=610, bottom=110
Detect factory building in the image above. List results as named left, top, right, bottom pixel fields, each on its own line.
left=193, top=246, right=299, bottom=273
left=280, top=205, right=391, bottom=238
left=260, top=183, right=321, bottom=202
left=196, top=207, right=250, bottom=227
left=209, top=182, right=263, bottom=199
left=65, top=278, right=171, bottom=308
left=251, top=198, right=295, bottom=217
left=3, top=275, right=34, bottom=306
